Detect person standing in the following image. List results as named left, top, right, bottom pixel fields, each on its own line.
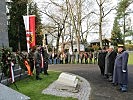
left=34, top=46, right=42, bottom=80
left=113, top=44, right=129, bottom=92
left=80, top=52, right=84, bottom=64
left=89, top=51, right=93, bottom=64
left=28, top=48, right=35, bottom=75
left=94, top=51, right=98, bottom=64
left=84, top=52, right=89, bottom=64
left=107, top=46, right=117, bottom=82
left=41, top=47, right=49, bottom=75
left=98, top=47, right=107, bottom=76
left=75, top=49, right=79, bottom=64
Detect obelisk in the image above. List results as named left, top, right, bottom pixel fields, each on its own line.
left=0, top=0, right=9, bottom=47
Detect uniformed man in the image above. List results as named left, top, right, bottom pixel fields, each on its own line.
left=113, top=44, right=129, bottom=92
left=41, top=47, right=49, bottom=75
left=34, top=46, right=42, bottom=80
left=28, top=48, right=35, bottom=75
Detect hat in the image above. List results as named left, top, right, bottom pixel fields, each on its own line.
left=117, top=44, right=124, bottom=48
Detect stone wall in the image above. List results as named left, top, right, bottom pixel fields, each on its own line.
left=0, top=0, right=9, bottom=47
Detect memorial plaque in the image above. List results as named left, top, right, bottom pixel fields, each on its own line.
left=57, top=72, right=78, bottom=87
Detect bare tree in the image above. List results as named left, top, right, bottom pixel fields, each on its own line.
left=39, top=0, right=68, bottom=52
left=95, top=0, right=116, bottom=48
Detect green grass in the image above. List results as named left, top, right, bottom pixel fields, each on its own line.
left=9, top=71, right=77, bottom=100
left=128, top=52, right=133, bottom=65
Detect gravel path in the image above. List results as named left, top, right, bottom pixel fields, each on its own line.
left=48, top=64, right=133, bottom=100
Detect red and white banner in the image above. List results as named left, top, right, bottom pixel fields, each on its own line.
left=10, top=62, right=15, bottom=83
left=41, top=53, right=44, bottom=68
left=23, top=15, right=36, bottom=52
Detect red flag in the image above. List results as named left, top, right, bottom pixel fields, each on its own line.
left=23, top=15, right=36, bottom=52
left=29, top=15, right=36, bottom=47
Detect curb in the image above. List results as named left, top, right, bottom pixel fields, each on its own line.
left=42, top=72, right=91, bottom=100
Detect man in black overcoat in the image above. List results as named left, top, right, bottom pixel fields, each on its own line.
left=98, top=47, right=107, bottom=75
left=107, top=45, right=117, bottom=82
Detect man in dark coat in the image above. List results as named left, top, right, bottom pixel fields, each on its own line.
left=113, top=44, right=129, bottom=92
left=106, top=46, right=117, bottom=82
left=98, top=47, right=107, bottom=75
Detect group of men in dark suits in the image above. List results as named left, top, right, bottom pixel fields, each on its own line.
left=98, top=44, right=129, bottom=92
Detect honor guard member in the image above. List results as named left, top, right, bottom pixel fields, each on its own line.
left=41, top=47, right=49, bottom=75
left=113, top=44, right=129, bottom=92
left=34, top=46, right=42, bottom=80
left=28, top=48, right=35, bottom=75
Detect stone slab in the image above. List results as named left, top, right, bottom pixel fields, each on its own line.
left=56, top=72, right=78, bottom=87
left=0, top=83, right=30, bottom=100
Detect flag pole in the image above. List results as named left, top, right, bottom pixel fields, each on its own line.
left=26, top=0, right=30, bottom=53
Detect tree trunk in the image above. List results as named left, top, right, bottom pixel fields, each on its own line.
left=99, top=0, right=103, bottom=48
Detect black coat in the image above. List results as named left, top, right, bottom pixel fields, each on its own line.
left=98, top=51, right=107, bottom=67
left=108, top=50, right=117, bottom=74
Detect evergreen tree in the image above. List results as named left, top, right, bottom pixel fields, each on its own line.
left=111, top=0, right=133, bottom=46
left=29, top=2, right=43, bottom=46
left=8, top=0, right=27, bottom=51
left=111, top=18, right=124, bottom=46
left=8, top=0, right=43, bottom=51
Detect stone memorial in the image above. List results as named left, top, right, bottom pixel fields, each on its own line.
left=0, top=0, right=9, bottom=47
left=56, top=72, right=78, bottom=88
left=0, top=83, right=30, bottom=100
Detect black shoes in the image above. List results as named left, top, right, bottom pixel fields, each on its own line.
left=44, top=73, right=49, bottom=75
left=36, top=76, right=42, bottom=80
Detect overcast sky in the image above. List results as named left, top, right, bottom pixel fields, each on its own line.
left=33, top=0, right=123, bottom=43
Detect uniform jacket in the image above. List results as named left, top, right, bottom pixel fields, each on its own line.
left=113, top=50, right=129, bottom=85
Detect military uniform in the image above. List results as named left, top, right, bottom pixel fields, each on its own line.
left=41, top=47, right=49, bottom=75
left=113, top=44, right=129, bottom=92
left=28, top=49, right=35, bottom=74
left=34, top=47, right=41, bottom=80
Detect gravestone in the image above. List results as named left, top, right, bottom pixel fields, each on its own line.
left=0, top=0, right=9, bottom=47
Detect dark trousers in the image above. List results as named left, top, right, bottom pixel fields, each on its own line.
left=40, top=61, right=48, bottom=75
left=35, top=64, right=41, bottom=78
left=99, top=65, right=105, bottom=75
left=44, top=61, right=48, bottom=74
left=29, top=61, right=34, bottom=73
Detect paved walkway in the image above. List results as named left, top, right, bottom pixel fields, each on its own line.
left=48, top=64, right=133, bottom=100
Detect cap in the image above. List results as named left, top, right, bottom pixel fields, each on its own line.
left=117, top=44, right=124, bottom=48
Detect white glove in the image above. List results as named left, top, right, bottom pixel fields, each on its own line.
left=122, top=70, right=126, bottom=73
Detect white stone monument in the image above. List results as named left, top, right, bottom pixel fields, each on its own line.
left=56, top=72, right=78, bottom=88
